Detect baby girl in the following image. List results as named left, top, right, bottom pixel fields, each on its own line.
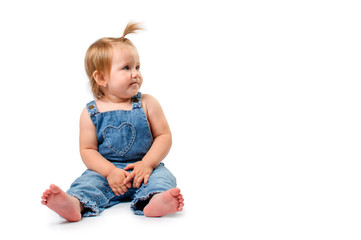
left=41, top=22, right=184, bottom=221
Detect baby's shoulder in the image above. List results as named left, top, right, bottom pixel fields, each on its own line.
left=141, top=93, right=165, bottom=120
left=79, top=106, right=95, bottom=128
left=141, top=93, right=156, bottom=103
left=141, top=93, right=161, bottom=109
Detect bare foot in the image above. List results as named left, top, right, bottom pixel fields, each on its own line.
left=143, top=188, right=184, bottom=217
left=41, top=184, right=82, bottom=222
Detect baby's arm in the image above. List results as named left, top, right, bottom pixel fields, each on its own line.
left=79, top=108, right=131, bottom=195
left=124, top=94, right=172, bottom=188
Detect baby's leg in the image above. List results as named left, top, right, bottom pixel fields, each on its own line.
left=131, top=163, right=184, bottom=217
left=65, top=169, right=130, bottom=218
left=41, top=184, right=82, bottom=222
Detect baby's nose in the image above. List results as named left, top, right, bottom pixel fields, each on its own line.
left=131, top=69, right=139, bottom=78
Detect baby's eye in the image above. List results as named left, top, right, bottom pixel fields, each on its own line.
left=136, top=66, right=140, bottom=70
left=123, top=66, right=130, bottom=70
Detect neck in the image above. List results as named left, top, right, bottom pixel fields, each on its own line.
left=102, top=93, right=131, bottom=104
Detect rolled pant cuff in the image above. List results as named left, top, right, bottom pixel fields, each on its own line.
left=67, top=193, right=100, bottom=217
left=130, top=191, right=162, bottom=215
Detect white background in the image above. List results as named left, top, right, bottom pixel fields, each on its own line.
left=0, top=0, right=360, bottom=239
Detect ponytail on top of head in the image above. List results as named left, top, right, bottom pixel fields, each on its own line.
left=122, top=22, right=144, bottom=38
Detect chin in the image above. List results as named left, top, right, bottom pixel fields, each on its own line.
left=128, top=88, right=140, bottom=96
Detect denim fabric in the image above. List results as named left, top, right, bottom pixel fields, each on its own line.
left=67, top=162, right=176, bottom=217
left=66, top=92, right=177, bottom=216
left=86, top=92, right=153, bottom=162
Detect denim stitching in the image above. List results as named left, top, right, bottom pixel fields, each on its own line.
left=102, top=122, right=136, bottom=156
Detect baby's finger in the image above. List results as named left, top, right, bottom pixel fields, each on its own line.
left=143, top=174, right=150, bottom=185
left=116, top=187, right=125, bottom=195
left=134, top=176, right=144, bottom=188
left=124, top=163, right=134, bottom=171
left=111, top=186, right=120, bottom=196
left=132, top=174, right=138, bottom=188
left=124, top=171, right=135, bottom=185
left=125, top=181, right=132, bottom=188
left=120, top=184, right=128, bottom=194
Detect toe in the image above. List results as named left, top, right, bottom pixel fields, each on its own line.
left=49, top=184, right=61, bottom=193
left=170, top=188, right=181, bottom=196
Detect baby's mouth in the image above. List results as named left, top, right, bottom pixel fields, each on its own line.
left=130, top=82, right=140, bottom=86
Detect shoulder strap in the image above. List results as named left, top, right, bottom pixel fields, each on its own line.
left=131, top=92, right=142, bottom=109
left=86, top=100, right=99, bottom=117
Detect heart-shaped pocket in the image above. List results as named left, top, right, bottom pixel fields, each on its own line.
left=103, top=122, right=136, bottom=156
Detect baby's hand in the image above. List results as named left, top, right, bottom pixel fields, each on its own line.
left=123, top=161, right=153, bottom=188
left=106, top=168, right=132, bottom=196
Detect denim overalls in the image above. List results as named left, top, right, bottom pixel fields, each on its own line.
left=66, top=92, right=176, bottom=216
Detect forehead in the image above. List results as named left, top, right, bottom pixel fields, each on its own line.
left=112, top=44, right=139, bottom=63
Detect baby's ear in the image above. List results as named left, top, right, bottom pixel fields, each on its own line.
left=93, top=70, right=107, bottom=86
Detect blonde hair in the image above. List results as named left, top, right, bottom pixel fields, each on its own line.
left=84, top=22, right=143, bottom=99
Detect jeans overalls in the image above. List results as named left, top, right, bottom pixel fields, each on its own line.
left=66, top=92, right=176, bottom=216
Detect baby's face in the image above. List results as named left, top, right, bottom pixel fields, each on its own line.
left=106, top=44, right=143, bottom=99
